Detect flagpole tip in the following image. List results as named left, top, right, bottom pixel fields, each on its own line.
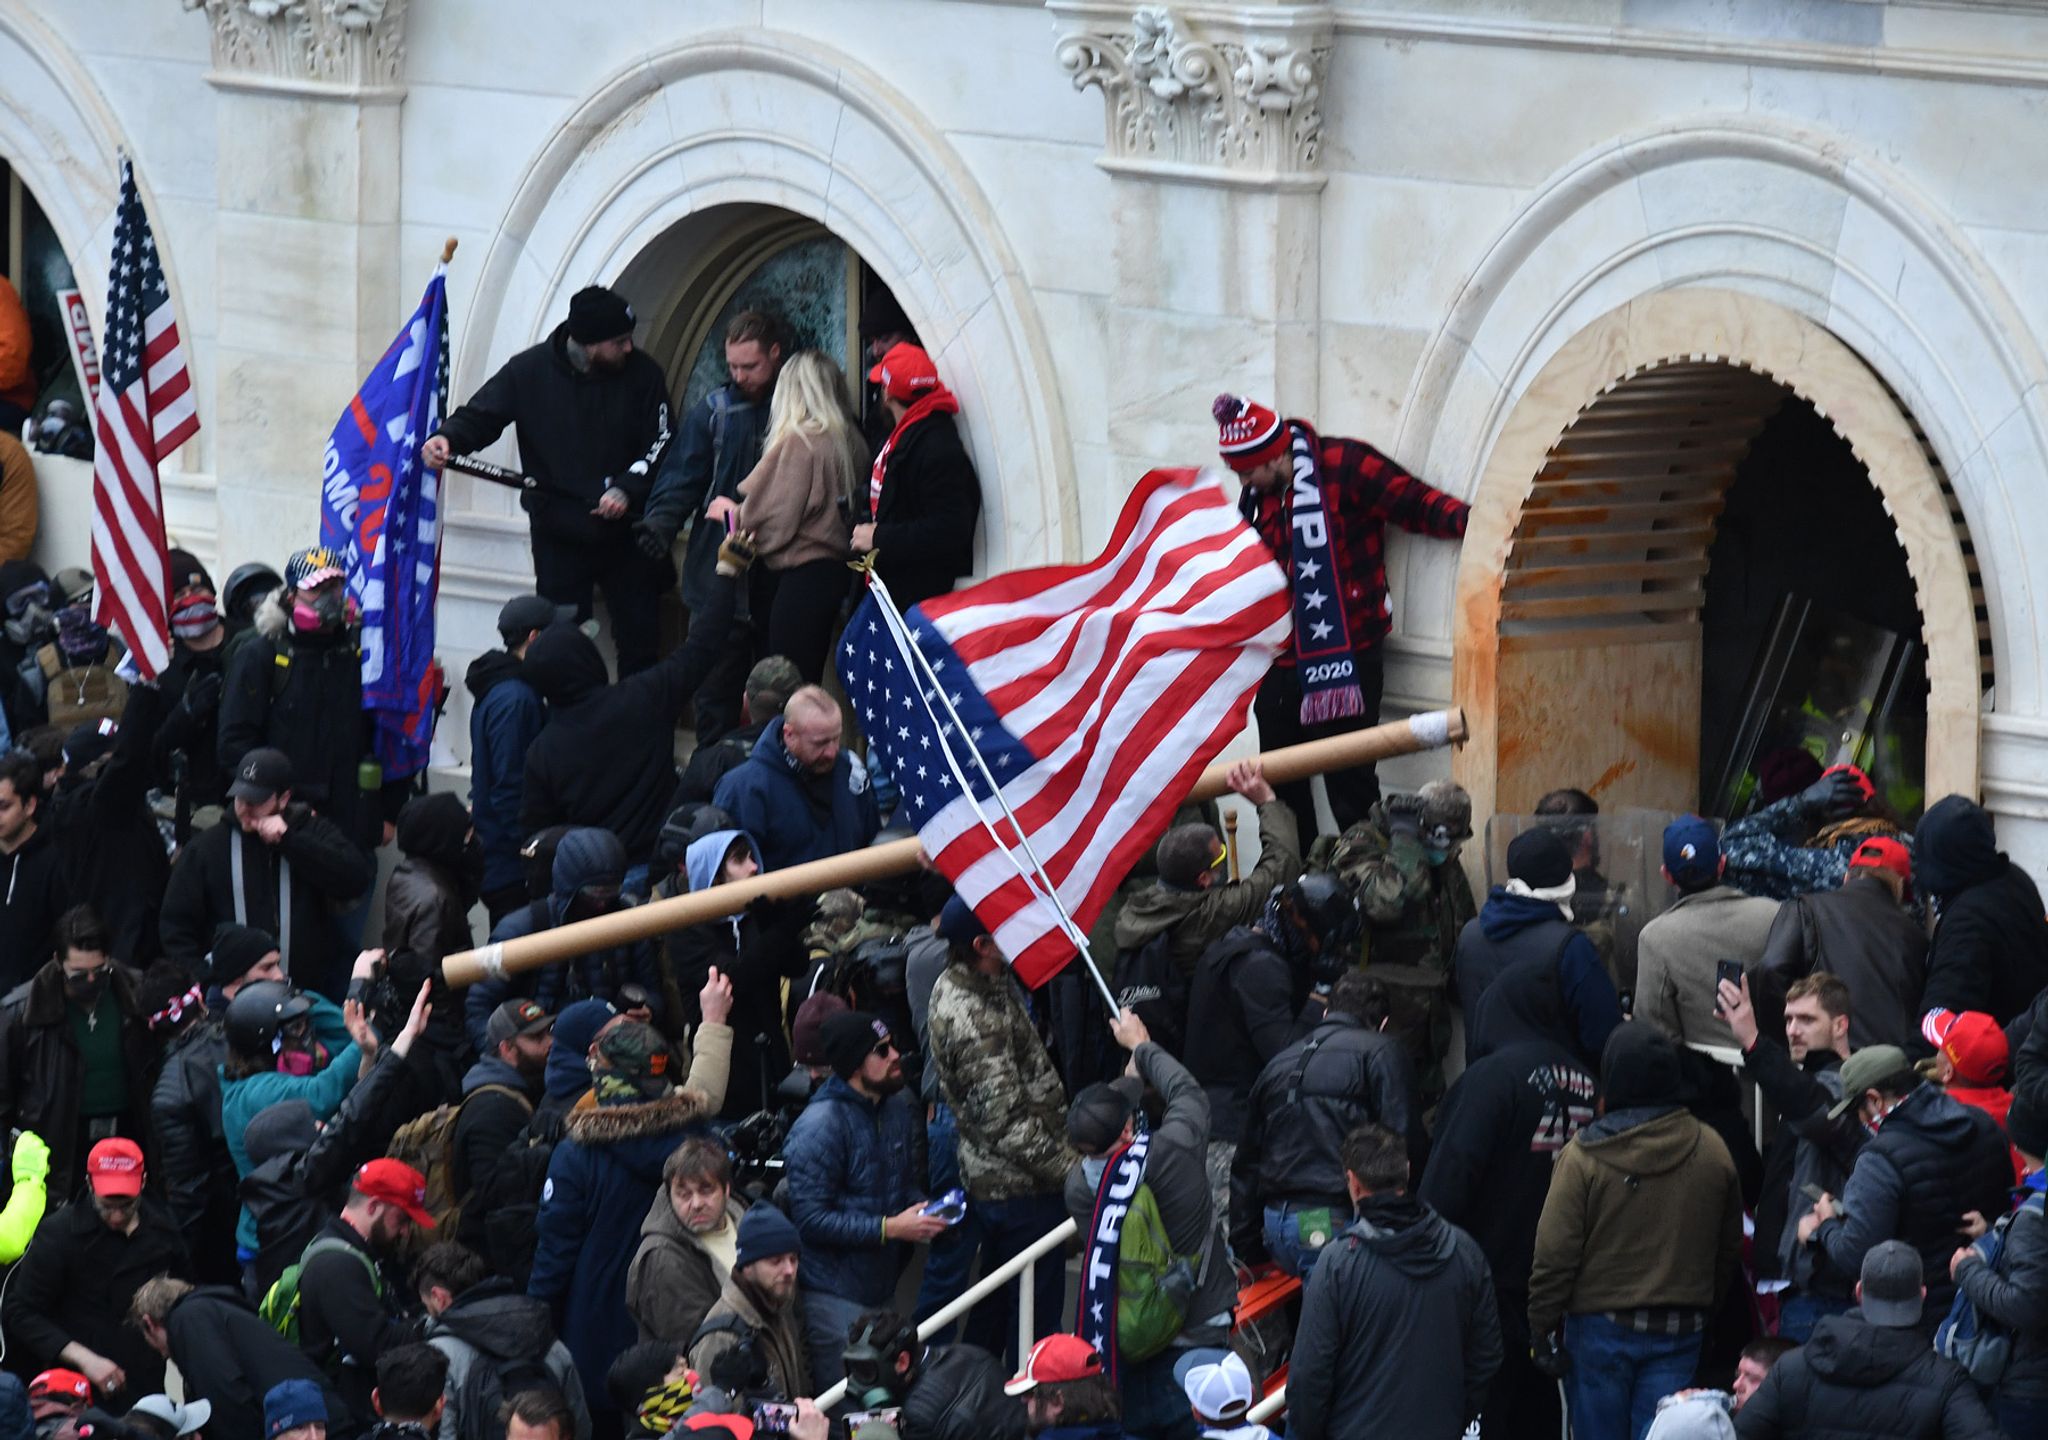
left=440, top=237, right=458, bottom=264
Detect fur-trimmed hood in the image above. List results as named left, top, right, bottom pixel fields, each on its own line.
left=564, top=1087, right=713, bottom=1147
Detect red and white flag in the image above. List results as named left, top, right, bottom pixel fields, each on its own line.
left=839, top=467, right=1290, bottom=986
left=90, top=158, right=197, bottom=680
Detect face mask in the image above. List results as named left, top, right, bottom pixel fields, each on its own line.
left=566, top=890, right=620, bottom=922
left=65, top=969, right=107, bottom=1006
left=292, top=589, right=350, bottom=633
left=276, top=1040, right=332, bottom=1078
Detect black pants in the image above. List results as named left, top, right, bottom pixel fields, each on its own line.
left=1252, top=647, right=1385, bottom=838
left=1481, top=1288, right=1562, bottom=1440
left=531, top=531, right=663, bottom=676
left=750, top=557, right=852, bottom=684
left=689, top=612, right=757, bottom=747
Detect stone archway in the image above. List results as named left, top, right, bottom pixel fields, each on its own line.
left=447, top=30, right=1078, bottom=580
left=1451, top=288, right=1982, bottom=823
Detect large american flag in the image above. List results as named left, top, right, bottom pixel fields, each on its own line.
left=91, top=158, right=197, bottom=681
left=840, top=467, right=1290, bottom=987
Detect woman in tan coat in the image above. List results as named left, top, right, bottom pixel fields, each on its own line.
left=722, top=348, right=866, bottom=681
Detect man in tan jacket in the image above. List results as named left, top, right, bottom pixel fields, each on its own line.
left=1635, top=816, right=1780, bottom=1048
left=1528, top=1022, right=1743, bottom=1440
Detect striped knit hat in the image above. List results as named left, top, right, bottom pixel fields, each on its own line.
left=1213, top=392, right=1288, bottom=472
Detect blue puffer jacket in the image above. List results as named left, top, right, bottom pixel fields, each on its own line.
left=465, top=649, right=545, bottom=896
left=527, top=1086, right=717, bottom=1417
left=781, top=1076, right=921, bottom=1306
left=712, top=717, right=882, bottom=872
left=463, top=827, right=661, bottom=1053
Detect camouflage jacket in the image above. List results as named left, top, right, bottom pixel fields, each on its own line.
left=926, top=962, right=1076, bottom=1200
left=1314, top=813, right=1477, bottom=975
left=1723, top=797, right=1915, bottom=903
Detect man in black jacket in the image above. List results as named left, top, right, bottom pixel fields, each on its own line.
left=638, top=309, right=786, bottom=741
left=0, top=906, right=151, bottom=1200
left=1735, top=1241, right=1999, bottom=1439
left=425, top=285, right=672, bottom=677
left=47, top=700, right=168, bottom=967
left=1287, top=1122, right=1501, bottom=1440
left=449, top=999, right=550, bottom=1252
left=297, top=1159, right=438, bottom=1424
left=218, top=548, right=407, bottom=856
left=158, top=748, right=376, bottom=999
left=1416, top=1038, right=1594, bottom=1440
left=151, top=548, right=232, bottom=840
left=1800, top=1046, right=2012, bottom=1334
left=1722, top=970, right=1865, bottom=1341
left=151, top=923, right=285, bottom=1283
left=843, top=1309, right=1025, bottom=1440
left=0, top=748, right=68, bottom=989
left=3, top=1138, right=190, bottom=1401
left=853, top=343, right=980, bottom=610
left=131, top=1276, right=351, bottom=1440
left=1184, top=874, right=1359, bottom=1202
left=1914, top=794, right=2048, bottom=1026
left=1754, top=837, right=1927, bottom=1050
left=1231, top=971, right=1420, bottom=1278
left=518, top=566, right=740, bottom=883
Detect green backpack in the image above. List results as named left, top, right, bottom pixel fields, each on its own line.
left=1115, top=1183, right=1209, bottom=1363
left=260, top=1235, right=384, bottom=1345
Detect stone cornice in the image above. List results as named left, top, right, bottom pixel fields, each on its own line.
left=183, top=0, right=407, bottom=97
left=1051, top=3, right=1333, bottom=185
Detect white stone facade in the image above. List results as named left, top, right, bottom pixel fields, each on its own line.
left=10, top=0, right=2048, bottom=863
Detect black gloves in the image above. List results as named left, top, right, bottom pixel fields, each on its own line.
left=632, top=522, right=674, bottom=561
left=1384, top=792, right=1427, bottom=841
left=179, top=671, right=223, bottom=719
left=1797, top=768, right=1867, bottom=823
left=1529, top=1331, right=1571, bottom=1380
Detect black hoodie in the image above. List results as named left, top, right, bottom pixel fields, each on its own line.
left=0, top=821, right=67, bottom=991
left=519, top=578, right=736, bottom=863
left=1915, top=795, right=2048, bottom=1024
left=1733, top=1311, right=2000, bottom=1438
left=1286, top=1194, right=1501, bottom=1440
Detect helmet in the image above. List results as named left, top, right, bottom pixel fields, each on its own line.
left=1287, top=872, right=1363, bottom=954
left=653, top=801, right=734, bottom=873
left=222, top=562, right=284, bottom=625
left=223, top=980, right=313, bottom=1056
left=1417, top=780, right=1473, bottom=846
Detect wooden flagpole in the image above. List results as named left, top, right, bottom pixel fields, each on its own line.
left=440, top=706, right=1467, bottom=989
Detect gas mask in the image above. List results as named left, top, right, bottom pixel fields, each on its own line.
left=843, top=1316, right=917, bottom=1409
left=290, top=588, right=352, bottom=633
left=1421, top=822, right=1462, bottom=868
left=273, top=1017, right=330, bottom=1076
left=4, top=581, right=53, bottom=649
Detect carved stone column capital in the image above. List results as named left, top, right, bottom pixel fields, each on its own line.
left=1051, top=3, right=1332, bottom=186
left=183, top=0, right=408, bottom=98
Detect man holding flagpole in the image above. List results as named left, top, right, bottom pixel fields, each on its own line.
left=1212, top=393, right=1469, bottom=839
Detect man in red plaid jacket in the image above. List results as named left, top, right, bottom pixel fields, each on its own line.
left=1214, top=393, right=1469, bottom=836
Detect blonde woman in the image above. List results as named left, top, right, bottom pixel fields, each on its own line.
left=725, top=349, right=867, bottom=680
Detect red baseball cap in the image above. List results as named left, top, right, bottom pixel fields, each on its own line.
left=86, top=1137, right=145, bottom=1197
left=352, top=1157, right=437, bottom=1227
left=1849, top=835, right=1912, bottom=883
left=28, top=1369, right=91, bottom=1405
left=867, top=341, right=940, bottom=403
left=1922, top=1008, right=2010, bottom=1085
left=1005, top=1333, right=1105, bottom=1395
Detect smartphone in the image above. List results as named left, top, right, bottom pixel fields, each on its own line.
left=1714, top=959, right=1743, bottom=1011
left=923, top=1188, right=968, bottom=1225
left=754, top=1401, right=799, bottom=1434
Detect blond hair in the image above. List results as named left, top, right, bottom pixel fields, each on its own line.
left=766, top=349, right=869, bottom=509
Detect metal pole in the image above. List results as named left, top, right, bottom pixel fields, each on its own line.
left=813, top=1216, right=1079, bottom=1410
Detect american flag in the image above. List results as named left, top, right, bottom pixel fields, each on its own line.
left=840, top=467, right=1290, bottom=987
left=91, top=158, right=197, bottom=681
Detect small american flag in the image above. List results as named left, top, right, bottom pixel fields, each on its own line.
left=840, top=467, right=1290, bottom=987
left=91, top=158, right=198, bottom=681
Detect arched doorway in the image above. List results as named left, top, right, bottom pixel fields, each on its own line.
left=1453, top=289, right=1985, bottom=825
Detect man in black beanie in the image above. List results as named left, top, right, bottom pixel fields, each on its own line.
left=1454, top=826, right=1622, bottom=1070
left=424, top=283, right=673, bottom=675
left=1528, top=1023, right=1743, bottom=1440
left=781, top=1010, right=937, bottom=1389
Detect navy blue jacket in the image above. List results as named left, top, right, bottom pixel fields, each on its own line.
left=465, top=649, right=544, bottom=896
left=528, top=1088, right=717, bottom=1416
left=782, top=1076, right=920, bottom=1306
left=713, top=716, right=882, bottom=872
left=1460, top=890, right=1621, bottom=1070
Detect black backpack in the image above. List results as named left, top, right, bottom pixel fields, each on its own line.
left=453, top=1342, right=558, bottom=1440
left=1112, top=926, right=1188, bottom=1057
left=473, top=1108, right=566, bottom=1288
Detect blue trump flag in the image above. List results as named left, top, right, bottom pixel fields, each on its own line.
left=319, top=266, right=450, bottom=780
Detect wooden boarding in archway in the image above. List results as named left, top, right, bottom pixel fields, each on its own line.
left=1454, top=290, right=1987, bottom=823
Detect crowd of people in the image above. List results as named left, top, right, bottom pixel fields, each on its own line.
left=0, top=281, right=2040, bottom=1440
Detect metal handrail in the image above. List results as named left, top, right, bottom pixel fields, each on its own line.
left=813, top=1215, right=1080, bottom=1409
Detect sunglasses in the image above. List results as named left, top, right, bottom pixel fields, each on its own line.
left=871, top=1039, right=899, bottom=1059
